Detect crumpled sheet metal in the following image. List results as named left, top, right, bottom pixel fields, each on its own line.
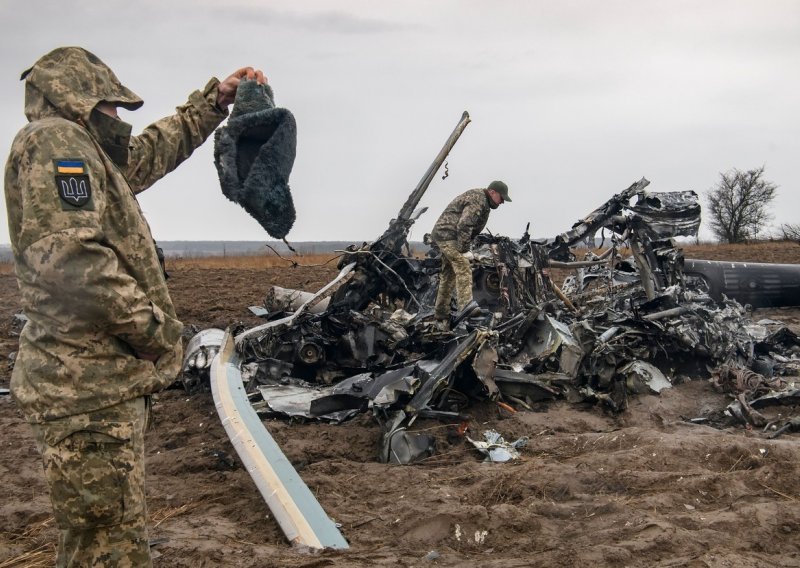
left=712, top=327, right=800, bottom=430
left=512, top=315, right=582, bottom=378
left=493, top=369, right=563, bottom=402
left=729, top=387, right=800, bottom=436
left=630, top=190, right=701, bottom=238
left=230, top=257, right=796, bottom=429
left=383, top=428, right=436, bottom=465
left=253, top=367, right=423, bottom=422
left=255, top=383, right=363, bottom=423
left=257, top=384, right=328, bottom=418
left=471, top=340, right=500, bottom=398
left=750, top=388, right=800, bottom=408
left=266, top=286, right=330, bottom=315
left=620, top=360, right=671, bottom=394
left=467, top=430, right=529, bottom=463
left=190, top=180, right=800, bottom=468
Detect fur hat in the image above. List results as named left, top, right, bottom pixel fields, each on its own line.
left=214, top=79, right=296, bottom=239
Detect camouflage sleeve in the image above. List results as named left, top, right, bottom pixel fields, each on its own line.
left=124, top=78, right=227, bottom=194
left=455, top=199, right=486, bottom=252
left=13, top=122, right=182, bottom=356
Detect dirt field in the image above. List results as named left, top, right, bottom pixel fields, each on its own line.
left=1, top=242, right=799, bottom=567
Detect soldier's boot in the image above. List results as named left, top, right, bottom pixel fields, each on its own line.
left=451, top=300, right=482, bottom=327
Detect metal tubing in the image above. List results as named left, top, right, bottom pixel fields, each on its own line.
left=397, top=111, right=471, bottom=221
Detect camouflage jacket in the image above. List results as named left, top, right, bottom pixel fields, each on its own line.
left=4, top=47, right=227, bottom=422
left=431, top=189, right=494, bottom=253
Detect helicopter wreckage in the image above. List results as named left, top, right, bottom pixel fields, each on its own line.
left=185, top=116, right=800, bottom=475
left=183, top=111, right=800, bottom=549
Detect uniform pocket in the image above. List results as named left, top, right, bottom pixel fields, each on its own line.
left=41, top=421, right=142, bottom=529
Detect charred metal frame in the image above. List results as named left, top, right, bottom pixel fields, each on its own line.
left=188, top=110, right=800, bottom=502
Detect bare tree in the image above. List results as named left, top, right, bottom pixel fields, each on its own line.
left=781, top=223, right=800, bottom=244
left=705, top=166, right=777, bottom=243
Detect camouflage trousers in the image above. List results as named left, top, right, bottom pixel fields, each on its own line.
left=434, top=240, right=474, bottom=320
left=31, top=397, right=152, bottom=567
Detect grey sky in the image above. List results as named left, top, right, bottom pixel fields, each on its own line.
left=1, top=0, right=798, bottom=244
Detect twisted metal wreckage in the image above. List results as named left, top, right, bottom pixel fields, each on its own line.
left=185, top=112, right=800, bottom=549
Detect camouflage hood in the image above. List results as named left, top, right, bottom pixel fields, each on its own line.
left=22, top=46, right=143, bottom=124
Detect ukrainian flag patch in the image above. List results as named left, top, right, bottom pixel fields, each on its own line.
left=56, top=160, right=85, bottom=174
left=53, top=158, right=93, bottom=210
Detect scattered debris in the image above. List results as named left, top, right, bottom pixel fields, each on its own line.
left=466, top=430, right=528, bottom=463
left=184, top=115, right=800, bottom=482
left=181, top=328, right=225, bottom=393
left=768, top=416, right=800, bottom=439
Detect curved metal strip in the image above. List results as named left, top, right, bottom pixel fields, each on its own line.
left=210, top=331, right=349, bottom=550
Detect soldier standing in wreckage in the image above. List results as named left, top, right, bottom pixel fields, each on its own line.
left=4, top=47, right=266, bottom=567
left=430, top=181, right=511, bottom=328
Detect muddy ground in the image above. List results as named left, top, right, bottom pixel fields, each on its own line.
left=1, top=242, right=799, bottom=567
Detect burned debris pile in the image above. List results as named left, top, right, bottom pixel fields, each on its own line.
left=185, top=118, right=800, bottom=464
left=183, top=176, right=800, bottom=463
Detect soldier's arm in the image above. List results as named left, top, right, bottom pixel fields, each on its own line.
left=124, top=79, right=227, bottom=193
left=125, top=67, right=266, bottom=194
left=455, top=200, right=485, bottom=252
left=14, top=122, right=182, bottom=357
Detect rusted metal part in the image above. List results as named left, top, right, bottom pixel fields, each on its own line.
left=546, top=275, right=578, bottom=313
left=712, top=364, right=771, bottom=394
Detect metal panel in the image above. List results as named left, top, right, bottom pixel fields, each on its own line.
left=685, top=259, right=800, bottom=308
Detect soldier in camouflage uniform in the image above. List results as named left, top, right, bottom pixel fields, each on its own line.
left=4, top=47, right=266, bottom=567
left=430, top=181, right=511, bottom=325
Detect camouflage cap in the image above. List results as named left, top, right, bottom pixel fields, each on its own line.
left=488, top=180, right=511, bottom=202
left=21, top=46, right=143, bottom=123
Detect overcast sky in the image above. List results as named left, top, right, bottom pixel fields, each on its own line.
left=1, top=0, right=798, bottom=245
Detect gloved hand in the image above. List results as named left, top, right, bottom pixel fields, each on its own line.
left=462, top=251, right=475, bottom=261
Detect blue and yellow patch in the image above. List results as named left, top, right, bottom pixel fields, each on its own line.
left=56, top=160, right=86, bottom=175
left=53, top=159, right=93, bottom=210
